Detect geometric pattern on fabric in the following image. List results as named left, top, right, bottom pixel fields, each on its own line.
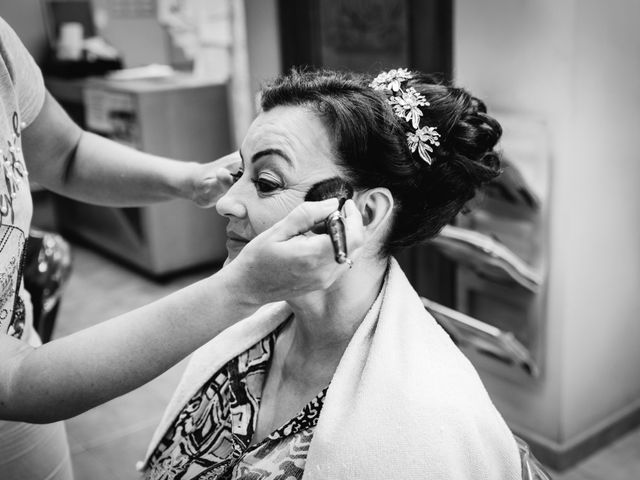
left=145, top=319, right=327, bottom=480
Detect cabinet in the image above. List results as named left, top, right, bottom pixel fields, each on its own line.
left=47, top=75, right=232, bottom=277
left=426, top=114, right=550, bottom=380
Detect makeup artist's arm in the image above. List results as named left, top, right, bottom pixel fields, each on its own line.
left=22, top=91, right=238, bottom=208
left=0, top=199, right=363, bottom=423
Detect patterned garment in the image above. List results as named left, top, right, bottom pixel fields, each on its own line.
left=0, top=16, right=42, bottom=342
left=145, top=324, right=327, bottom=480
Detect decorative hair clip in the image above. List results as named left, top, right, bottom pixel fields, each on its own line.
left=369, top=68, right=441, bottom=165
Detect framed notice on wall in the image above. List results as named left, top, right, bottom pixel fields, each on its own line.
left=278, top=0, right=452, bottom=76
left=318, top=0, right=409, bottom=72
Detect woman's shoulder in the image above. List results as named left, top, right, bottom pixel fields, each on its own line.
left=379, top=259, right=513, bottom=435
left=397, top=302, right=506, bottom=426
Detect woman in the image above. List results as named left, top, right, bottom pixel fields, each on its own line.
left=0, top=17, right=360, bottom=480
left=141, top=68, right=522, bottom=479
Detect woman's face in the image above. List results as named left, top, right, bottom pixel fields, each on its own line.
left=216, top=106, right=343, bottom=261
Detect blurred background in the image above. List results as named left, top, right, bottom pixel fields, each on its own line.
left=1, top=0, right=639, bottom=478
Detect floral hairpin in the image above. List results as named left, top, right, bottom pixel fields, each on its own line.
left=369, top=68, right=441, bottom=165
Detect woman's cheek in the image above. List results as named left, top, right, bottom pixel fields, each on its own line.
left=250, top=192, right=304, bottom=234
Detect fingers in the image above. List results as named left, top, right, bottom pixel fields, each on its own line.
left=270, top=198, right=339, bottom=240
left=342, top=199, right=365, bottom=257
left=192, top=171, right=232, bottom=208
left=231, top=198, right=365, bottom=303
left=272, top=233, right=344, bottom=291
left=191, top=158, right=237, bottom=207
left=280, top=199, right=364, bottom=273
left=213, top=151, right=241, bottom=170
left=215, top=168, right=234, bottom=189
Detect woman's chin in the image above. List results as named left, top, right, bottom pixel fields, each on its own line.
left=223, top=243, right=245, bottom=265
left=223, top=251, right=237, bottom=266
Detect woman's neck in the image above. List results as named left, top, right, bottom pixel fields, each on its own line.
left=284, top=256, right=388, bottom=357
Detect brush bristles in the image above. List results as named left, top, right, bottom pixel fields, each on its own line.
left=305, top=177, right=354, bottom=205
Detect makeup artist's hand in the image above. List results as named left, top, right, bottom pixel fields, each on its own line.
left=225, top=198, right=365, bottom=306
left=189, top=151, right=241, bottom=208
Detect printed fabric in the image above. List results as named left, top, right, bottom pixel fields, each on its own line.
left=145, top=321, right=327, bottom=480
left=0, top=16, right=45, bottom=340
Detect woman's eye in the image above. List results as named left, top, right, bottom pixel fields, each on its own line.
left=253, top=174, right=282, bottom=193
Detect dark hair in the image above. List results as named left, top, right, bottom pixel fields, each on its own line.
left=260, top=69, right=502, bottom=255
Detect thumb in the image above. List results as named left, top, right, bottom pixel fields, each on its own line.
left=214, top=151, right=242, bottom=170
left=270, top=198, right=339, bottom=240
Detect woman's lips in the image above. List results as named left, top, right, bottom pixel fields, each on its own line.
left=225, top=232, right=250, bottom=249
left=227, top=234, right=248, bottom=242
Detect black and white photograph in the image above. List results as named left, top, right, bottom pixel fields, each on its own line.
left=0, top=0, right=637, bottom=479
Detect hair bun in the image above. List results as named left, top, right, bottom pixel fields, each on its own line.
left=449, top=104, right=502, bottom=184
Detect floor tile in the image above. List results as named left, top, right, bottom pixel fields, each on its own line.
left=70, top=425, right=156, bottom=480
left=65, top=358, right=188, bottom=454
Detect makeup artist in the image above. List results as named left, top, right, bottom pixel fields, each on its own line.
left=141, top=68, right=522, bottom=480
left=0, top=16, right=362, bottom=480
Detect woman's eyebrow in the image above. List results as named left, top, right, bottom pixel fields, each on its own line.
left=251, top=148, right=292, bottom=165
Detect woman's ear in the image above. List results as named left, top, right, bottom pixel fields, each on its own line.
left=353, top=188, right=394, bottom=235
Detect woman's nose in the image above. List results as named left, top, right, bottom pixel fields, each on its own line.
left=216, top=182, right=248, bottom=219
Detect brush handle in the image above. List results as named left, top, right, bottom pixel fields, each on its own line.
left=325, top=211, right=348, bottom=263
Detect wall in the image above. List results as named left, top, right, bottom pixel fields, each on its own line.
left=244, top=0, right=281, bottom=108
left=0, top=0, right=171, bottom=67
left=1, top=0, right=280, bottom=112
left=561, top=0, right=640, bottom=441
left=455, top=0, right=640, bottom=453
left=0, top=0, right=49, bottom=62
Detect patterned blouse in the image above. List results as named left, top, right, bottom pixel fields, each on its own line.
left=145, top=322, right=327, bottom=480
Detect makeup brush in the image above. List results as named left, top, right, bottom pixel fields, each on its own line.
left=305, top=177, right=354, bottom=265
left=305, top=177, right=354, bottom=207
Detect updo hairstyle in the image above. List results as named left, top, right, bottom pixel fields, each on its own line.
left=260, top=69, right=502, bottom=255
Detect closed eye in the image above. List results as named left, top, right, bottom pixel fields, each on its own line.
left=253, top=173, right=283, bottom=194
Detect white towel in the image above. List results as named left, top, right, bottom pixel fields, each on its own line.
left=142, top=258, right=521, bottom=479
